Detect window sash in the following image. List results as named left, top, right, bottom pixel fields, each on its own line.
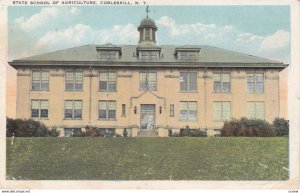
left=64, top=100, right=82, bottom=119
left=32, top=71, right=49, bottom=90
left=214, top=102, right=231, bottom=121
left=180, top=101, right=197, bottom=121
left=99, top=72, right=116, bottom=91
left=65, top=72, right=83, bottom=91
left=214, top=73, right=231, bottom=93
left=99, top=101, right=116, bottom=119
left=180, top=72, right=197, bottom=92
left=247, top=102, right=265, bottom=120
left=247, top=73, right=264, bottom=94
left=31, top=100, right=48, bottom=118
left=170, top=104, right=174, bottom=117
left=139, top=72, right=157, bottom=91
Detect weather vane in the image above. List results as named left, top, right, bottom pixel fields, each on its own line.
left=146, top=5, right=150, bottom=18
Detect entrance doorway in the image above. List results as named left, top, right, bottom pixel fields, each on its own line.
left=140, top=104, right=155, bottom=130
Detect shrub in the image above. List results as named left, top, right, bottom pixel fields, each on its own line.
left=168, top=129, right=173, bottom=137
left=123, top=128, right=128, bottom=137
left=221, top=117, right=275, bottom=137
left=6, top=117, right=60, bottom=137
left=273, top=118, right=289, bottom=136
left=179, top=128, right=207, bottom=137
left=84, top=126, right=99, bottom=137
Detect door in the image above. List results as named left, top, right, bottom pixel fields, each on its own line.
left=140, top=104, right=155, bottom=130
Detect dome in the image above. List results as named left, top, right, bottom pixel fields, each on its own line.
left=139, top=17, right=156, bottom=27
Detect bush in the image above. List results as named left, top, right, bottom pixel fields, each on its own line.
left=221, top=117, right=275, bottom=137
left=6, top=117, right=60, bottom=137
left=273, top=118, right=289, bottom=136
left=179, top=128, right=207, bottom=137
left=84, top=126, right=99, bottom=137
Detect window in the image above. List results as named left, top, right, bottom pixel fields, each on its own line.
left=96, top=128, right=116, bottom=137
left=180, top=72, right=197, bottom=92
left=98, top=51, right=118, bottom=60
left=145, top=28, right=151, bottom=40
left=139, top=51, right=159, bottom=59
left=170, top=104, right=174, bottom=117
left=64, top=128, right=82, bottom=137
left=213, top=73, right=231, bottom=93
left=122, top=104, right=126, bottom=117
left=179, top=101, right=197, bottom=121
left=32, top=71, right=49, bottom=91
left=178, top=52, right=198, bottom=60
left=31, top=100, right=48, bottom=118
left=99, top=72, right=116, bottom=91
left=64, top=100, right=82, bottom=119
left=213, top=102, right=231, bottom=121
left=99, top=101, right=116, bottom=119
left=140, top=72, right=157, bottom=91
left=247, top=73, right=264, bottom=93
left=247, top=102, right=265, bottom=120
left=65, top=71, right=83, bottom=91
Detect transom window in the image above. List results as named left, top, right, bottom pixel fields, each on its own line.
left=31, top=100, right=48, bottom=118
left=213, top=73, right=231, bottom=93
left=99, top=100, right=116, bottom=119
left=140, top=72, right=157, bottom=91
left=65, top=71, right=83, bottom=91
left=139, top=51, right=159, bottom=59
left=178, top=52, right=198, bottom=60
left=64, top=100, right=82, bottom=119
left=213, top=102, right=231, bottom=121
left=32, top=71, right=49, bottom=91
left=179, top=101, right=197, bottom=121
left=180, top=72, right=197, bottom=92
left=247, top=102, right=265, bottom=120
left=99, top=72, right=116, bottom=92
left=98, top=51, right=118, bottom=60
left=247, top=72, right=264, bottom=93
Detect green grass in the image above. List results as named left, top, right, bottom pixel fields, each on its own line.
left=6, top=137, right=288, bottom=180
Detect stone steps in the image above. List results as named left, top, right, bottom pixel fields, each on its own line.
left=137, top=129, right=158, bottom=137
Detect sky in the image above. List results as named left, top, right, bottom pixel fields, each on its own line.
left=6, top=5, right=290, bottom=118
left=7, top=5, right=290, bottom=63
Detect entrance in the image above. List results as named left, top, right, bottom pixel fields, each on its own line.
left=140, top=104, right=155, bottom=130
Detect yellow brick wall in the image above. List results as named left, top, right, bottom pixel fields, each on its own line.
left=15, top=67, right=281, bottom=136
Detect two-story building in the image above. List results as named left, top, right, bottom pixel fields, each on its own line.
left=9, top=17, right=288, bottom=137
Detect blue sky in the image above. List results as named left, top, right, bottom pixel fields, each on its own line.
left=8, top=5, right=290, bottom=63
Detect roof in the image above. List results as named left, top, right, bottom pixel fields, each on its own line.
left=9, top=44, right=288, bottom=69
left=139, top=17, right=156, bottom=27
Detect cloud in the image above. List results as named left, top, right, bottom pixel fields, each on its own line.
left=99, top=23, right=138, bottom=44
left=204, top=33, right=215, bottom=40
left=34, top=24, right=92, bottom=51
left=32, top=23, right=138, bottom=55
left=15, top=7, right=79, bottom=31
left=236, top=33, right=263, bottom=43
left=156, top=16, right=216, bottom=36
left=259, top=30, right=290, bottom=52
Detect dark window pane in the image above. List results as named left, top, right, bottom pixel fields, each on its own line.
left=32, top=83, right=40, bottom=90
left=74, top=109, right=82, bottom=118
left=40, top=109, right=48, bottom=118
left=100, top=81, right=107, bottom=91
left=65, top=83, right=74, bottom=91
left=65, top=109, right=73, bottom=118
left=222, top=82, right=231, bottom=92
left=189, top=73, right=197, bottom=91
left=214, top=82, right=221, bottom=92
left=99, top=110, right=107, bottom=119
left=31, top=109, right=39, bottom=118
left=108, top=110, right=116, bottom=118
left=108, top=83, right=116, bottom=91
left=75, top=83, right=82, bottom=91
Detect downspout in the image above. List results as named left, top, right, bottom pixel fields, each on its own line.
left=88, top=65, right=92, bottom=126
left=204, top=66, right=207, bottom=129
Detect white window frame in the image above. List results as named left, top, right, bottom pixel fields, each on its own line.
left=65, top=71, right=83, bottom=92
left=247, top=102, right=265, bottom=120
left=213, top=101, right=231, bottom=121
left=64, top=100, right=82, bottom=119
left=31, top=70, right=49, bottom=91
left=179, top=101, right=197, bottom=121
left=31, top=99, right=49, bottom=119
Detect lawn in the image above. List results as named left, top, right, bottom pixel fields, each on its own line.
left=6, top=137, right=288, bottom=180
